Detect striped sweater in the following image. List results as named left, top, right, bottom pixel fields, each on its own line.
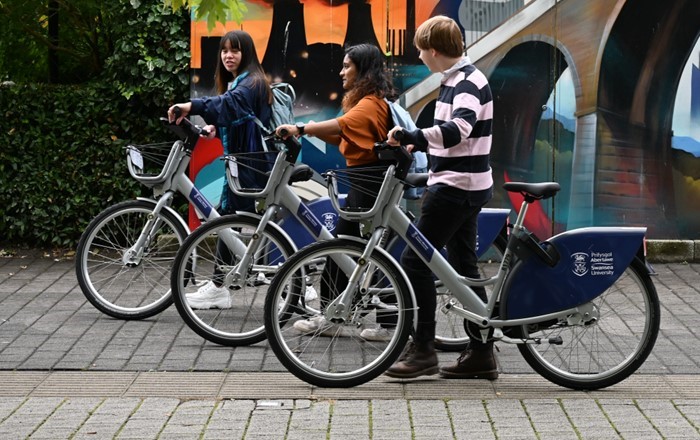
left=403, top=57, right=493, bottom=202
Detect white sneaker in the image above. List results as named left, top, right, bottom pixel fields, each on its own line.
left=293, top=315, right=354, bottom=337
left=304, top=285, right=318, bottom=302
left=186, top=281, right=232, bottom=309
left=248, top=272, right=270, bottom=286
left=360, top=326, right=393, bottom=342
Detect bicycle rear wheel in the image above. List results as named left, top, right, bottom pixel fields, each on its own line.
left=264, top=239, right=414, bottom=388
left=516, top=257, right=660, bottom=390
left=75, top=199, right=187, bottom=320
left=170, top=214, right=296, bottom=346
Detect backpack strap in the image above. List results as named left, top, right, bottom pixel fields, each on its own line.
left=252, top=117, right=271, bottom=153
left=253, top=117, right=273, bottom=136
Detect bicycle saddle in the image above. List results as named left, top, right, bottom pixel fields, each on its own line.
left=289, top=164, right=314, bottom=184
left=503, top=182, right=560, bottom=202
left=405, top=173, right=428, bottom=188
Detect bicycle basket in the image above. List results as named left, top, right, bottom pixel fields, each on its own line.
left=325, top=166, right=392, bottom=220
left=125, top=141, right=183, bottom=187
left=224, top=149, right=281, bottom=197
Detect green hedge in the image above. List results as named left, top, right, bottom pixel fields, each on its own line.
left=0, top=1, right=190, bottom=250
left=0, top=83, right=179, bottom=248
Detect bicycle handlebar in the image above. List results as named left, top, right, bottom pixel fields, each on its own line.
left=373, top=132, right=412, bottom=180
left=163, top=106, right=210, bottom=146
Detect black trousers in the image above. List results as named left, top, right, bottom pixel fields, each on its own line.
left=401, top=190, right=487, bottom=345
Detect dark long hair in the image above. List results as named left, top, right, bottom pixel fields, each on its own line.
left=214, top=30, right=271, bottom=101
left=342, top=44, right=398, bottom=112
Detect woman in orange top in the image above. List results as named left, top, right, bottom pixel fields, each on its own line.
left=276, top=43, right=397, bottom=339
left=277, top=43, right=396, bottom=233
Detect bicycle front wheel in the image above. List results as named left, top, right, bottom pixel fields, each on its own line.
left=171, top=214, right=296, bottom=346
left=75, top=199, right=187, bottom=320
left=516, top=257, right=660, bottom=390
left=264, top=239, right=414, bottom=388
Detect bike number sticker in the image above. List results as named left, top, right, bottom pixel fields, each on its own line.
left=129, top=149, right=143, bottom=170
left=228, top=159, right=238, bottom=177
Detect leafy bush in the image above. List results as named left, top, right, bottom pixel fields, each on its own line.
left=0, top=1, right=190, bottom=249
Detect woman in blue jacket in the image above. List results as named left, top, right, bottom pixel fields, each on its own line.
left=168, top=30, right=272, bottom=308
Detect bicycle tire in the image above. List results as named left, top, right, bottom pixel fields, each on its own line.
left=434, top=235, right=508, bottom=351
left=171, top=214, right=296, bottom=346
left=264, top=239, right=414, bottom=388
left=75, top=199, right=187, bottom=320
left=515, top=257, right=660, bottom=390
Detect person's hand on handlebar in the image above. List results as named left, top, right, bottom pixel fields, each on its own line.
left=167, top=103, right=192, bottom=124
left=386, top=127, right=414, bottom=152
left=275, top=124, right=296, bottom=139
left=201, top=125, right=216, bottom=140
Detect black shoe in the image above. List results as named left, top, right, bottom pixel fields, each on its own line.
left=439, top=342, right=498, bottom=380
left=385, top=341, right=439, bottom=379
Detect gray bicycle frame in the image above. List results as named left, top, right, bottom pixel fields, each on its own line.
left=213, top=146, right=360, bottom=289
left=123, top=140, right=246, bottom=268
left=325, top=163, right=587, bottom=338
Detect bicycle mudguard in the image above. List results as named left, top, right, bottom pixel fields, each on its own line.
left=500, top=227, right=646, bottom=320
left=135, top=197, right=192, bottom=235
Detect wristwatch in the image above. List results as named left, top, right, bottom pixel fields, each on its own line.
left=295, top=122, right=305, bottom=135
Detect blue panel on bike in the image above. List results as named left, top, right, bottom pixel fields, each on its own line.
left=278, top=196, right=346, bottom=248
left=502, top=227, right=645, bottom=319
left=476, top=208, right=509, bottom=255
left=189, top=186, right=213, bottom=218
left=386, top=207, right=509, bottom=261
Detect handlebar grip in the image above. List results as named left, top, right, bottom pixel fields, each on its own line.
left=279, top=128, right=289, bottom=137
left=173, top=106, right=182, bottom=118
left=392, top=129, right=405, bottom=142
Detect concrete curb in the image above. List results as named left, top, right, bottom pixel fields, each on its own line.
left=646, top=239, right=700, bottom=263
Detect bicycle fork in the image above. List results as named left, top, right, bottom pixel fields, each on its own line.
left=121, top=192, right=175, bottom=267
left=218, top=206, right=278, bottom=290
left=324, top=228, right=387, bottom=324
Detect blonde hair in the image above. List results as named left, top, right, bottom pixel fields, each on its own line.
left=413, top=16, right=464, bottom=58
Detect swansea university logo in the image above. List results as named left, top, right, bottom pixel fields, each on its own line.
left=322, top=212, right=337, bottom=233
left=571, top=252, right=589, bottom=277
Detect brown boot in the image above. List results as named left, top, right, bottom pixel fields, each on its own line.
left=439, top=342, right=498, bottom=380
left=384, top=340, right=439, bottom=378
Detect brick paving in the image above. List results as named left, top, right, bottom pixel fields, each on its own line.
left=1, top=255, right=700, bottom=438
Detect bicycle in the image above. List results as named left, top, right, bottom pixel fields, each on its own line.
left=168, top=132, right=508, bottom=348
left=263, top=141, right=660, bottom=389
left=75, top=115, right=224, bottom=320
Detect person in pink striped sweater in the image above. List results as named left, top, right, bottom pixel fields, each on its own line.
left=384, top=15, right=497, bottom=380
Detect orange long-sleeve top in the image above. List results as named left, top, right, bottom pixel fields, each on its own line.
left=336, top=95, right=391, bottom=166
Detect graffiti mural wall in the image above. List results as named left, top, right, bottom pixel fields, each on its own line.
left=189, top=0, right=700, bottom=240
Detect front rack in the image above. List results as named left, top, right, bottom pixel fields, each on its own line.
left=224, top=149, right=284, bottom=198
left=125, top=141, right=183, bottom=187
left=325, top=165, right=400, bottom=221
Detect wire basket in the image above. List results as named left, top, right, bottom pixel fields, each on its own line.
left=125, top=141, right=183, bottom=187
left=325, top=166, right=392, bottom=218
left=224, top=150, right=282, bottom=197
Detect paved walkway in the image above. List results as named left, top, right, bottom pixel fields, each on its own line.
left=1, top=254, right=700, bottom=438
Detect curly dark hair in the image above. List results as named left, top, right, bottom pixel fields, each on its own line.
left=342, top=44, right=398, bottom=112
